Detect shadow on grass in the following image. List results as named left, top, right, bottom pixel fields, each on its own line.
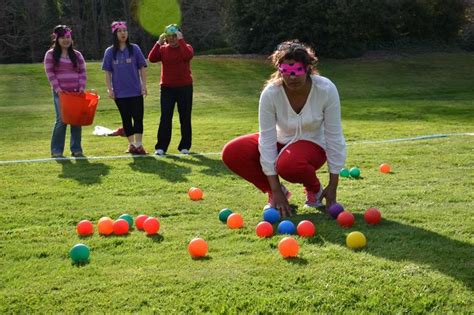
left=291, top=212, right=474, bottom=290
left=129, top=156, right=191, bottom=183
left=57, top=158, right=110, bottom=185
left=167, top=153, right=230, bottom=177
left=146, top=234, right=164, bottom=243
left=284, top=256, right=308, bottom=265
left=191, top=256, right=212, bottom=261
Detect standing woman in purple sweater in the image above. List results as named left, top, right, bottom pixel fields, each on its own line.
left=44, top=25, right=87, bottom=158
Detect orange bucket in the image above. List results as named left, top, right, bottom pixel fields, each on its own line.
left=59, top=91, right=99, bottom=126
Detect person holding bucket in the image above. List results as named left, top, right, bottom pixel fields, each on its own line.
left=44, top=25, right=87, bottom=158
left=102, top=21, right=148, bottom=155
left=148, top=24, right=194, bottom=156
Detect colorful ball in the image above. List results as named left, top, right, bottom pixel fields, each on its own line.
left=219, top=208, right=233, bottom=223
left=188, top=237, right=208, bottom=258
left=337, top=211, right=355, bottom=228
left=346, top=231, right=367, bottom=249
left=328, top=203, right=344, bottom=219
left=113, top=218, right=129, bottom=235
left=349, top=167, right=361, bottom=178
left=263, top=208, right=280, bottom=224
left=379, top=163, right=391, bottom=174
left=297, top=220, right=316, bottom=237
left=143, top=217, right=160, bottom=235
left=76, top=220, right=94, bottom=236
left=118, top=214, right=133, bottom=228
left=364, top=208, right=382, bottom=225
left=227, top=213, right=244, bottom=229
left=69, top=243, right=90, bottom=263
left=339, top=168, right=350, bottom=177
left=97, top=217, right=114, bottom=236
left=277, top=220, right=296, bottom=235
left=255, top=221, right=273, bottom=238
left=135, top=214, right=149, bottom=230
left=278, top=237, right=299, bottom=258
left=188, top=187, right=203, bottom=201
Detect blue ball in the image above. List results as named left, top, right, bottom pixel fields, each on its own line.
left=263, top=208, right=280, bottom=224
left=277, top=220, right=296, bottom=235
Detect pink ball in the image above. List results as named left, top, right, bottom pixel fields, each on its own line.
left=143, top=217, right=160, bottom=235
left=337, top=211, right=355, bottom=228
left=256, top=221, right=273, bottom=238
left=364, top=208, right=382, bottom=225
left=135, top=214, right=149, bottom=230
left=297, top=220, right=316, bottom=237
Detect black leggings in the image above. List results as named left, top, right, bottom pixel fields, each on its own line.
left=115, top=95, right=144, bottom=137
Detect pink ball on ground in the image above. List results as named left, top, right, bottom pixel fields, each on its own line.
left=337, top=211, right=355, bottom=228
left=256, top=221, right=273, bottom=238
left=297, top=220, right=316, bottom=237
left=135, top=214, right=149, bottom=230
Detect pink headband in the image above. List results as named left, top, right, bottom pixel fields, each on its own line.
left=278, top=62, right=307, bottom=76
left=52, top=30, right=72, bottom=40
left=112, top=22, right=127, bottom=33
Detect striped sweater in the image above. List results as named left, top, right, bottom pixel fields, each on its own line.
left=44, top=49, right=87, bottom=93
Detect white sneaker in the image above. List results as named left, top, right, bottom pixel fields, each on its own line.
left=303, top=187, right=324, bottom=209
left=155, top=149, right=165, bottom=156
left=180, top=149, right=190, bottom=155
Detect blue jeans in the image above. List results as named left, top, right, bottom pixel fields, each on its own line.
left=51, top=92, right=82, bottom=155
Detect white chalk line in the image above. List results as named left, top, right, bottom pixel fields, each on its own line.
left=0, top=132, right=472, bottom=165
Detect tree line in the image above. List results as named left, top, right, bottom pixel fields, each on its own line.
left=0, top=0, right=472, bottom=63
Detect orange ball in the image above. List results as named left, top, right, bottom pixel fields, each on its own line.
left=76, top=220, right=94, bottom=236
left=278, top=237, right=299, bottom=258
left=143, top=217, right=160, bottom=235
left=97, top=217, right=114, bottom=236
left=379, top=163, right=391, bottom=174
left=113, top=218, right=129, bottom=235
left=188, top=237, right=208, bottom=258
left=188, top=187, right=203, bottom=201
left=227, top=213, right=244, bottom=229
left=135, top=214, right=149, bottom=230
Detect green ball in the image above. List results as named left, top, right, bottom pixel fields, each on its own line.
left=350, top=167, right=361, bottom=178
left=340, top=168, right=350, bottom=177
left=219, top=208, right=233, bottom=223
left=119, top=214, right=134, bottom=228
left=70, top=243, right=90, bottom=263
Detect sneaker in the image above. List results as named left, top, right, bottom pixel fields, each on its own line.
left=303, top=187, right=324, bottom=209
left=134, top=145, right=148, bottom=155
left=109, top=127, right=125, bottom=137
left=71, top=152, right=85, bottom=158
left=125, top=144, right=137, bottom=154
left=180, top=149, right=190, bottom=155
left=51, top=153, right=64, bottom=158
left=266, top=184, right=292, bottom=208
left=154, top=149, right=165, bottom=156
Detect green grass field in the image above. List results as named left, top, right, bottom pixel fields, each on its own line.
left=0, top=52, right=473, bottom=313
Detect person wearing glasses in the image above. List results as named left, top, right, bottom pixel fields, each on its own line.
left=222, top=40, right=346, bottom=218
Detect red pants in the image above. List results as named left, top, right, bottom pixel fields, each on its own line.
left=222, top=133, right=327, bottom=193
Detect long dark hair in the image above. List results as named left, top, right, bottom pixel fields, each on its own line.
left=111, top=21, right=133, bottom=60
left=265, top=40, right=318, bottom=87
left=51, top=25, right=78, bottom=68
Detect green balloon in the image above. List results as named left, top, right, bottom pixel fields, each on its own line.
left=350, top=167, right=361, bottom=178
left=219, top=208, right=233, bottom=223
left=340, top=168, right=350, bottom=177
left=119, top=214, right=134, bottom=228
left=70, top=243, right=90, bottom=263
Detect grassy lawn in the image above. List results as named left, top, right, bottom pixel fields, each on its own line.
left=0, top=52, right=473, bottom=313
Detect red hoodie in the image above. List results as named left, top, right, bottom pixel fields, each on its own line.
left=148, top=39, right=194, bottom=88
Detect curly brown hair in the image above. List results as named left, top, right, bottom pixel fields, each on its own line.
left=265, top=40, right=318, bottom=87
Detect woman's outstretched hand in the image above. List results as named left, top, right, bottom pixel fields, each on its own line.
left=271, top=189, right=292, bottom=218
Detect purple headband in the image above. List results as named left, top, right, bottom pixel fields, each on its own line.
left=52, top=29, right=72, bottom=40
left=112, top=22, right=127, bottom=33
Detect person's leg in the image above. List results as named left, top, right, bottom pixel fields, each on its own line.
left=70, top=125, right=83, bottom=155
left=115, top=97, right=136, bottom=152
left=222, top=133, right=272, bottom=193
left=51, top=92, right=66, bottom=156
left=276, top=140, right=327, bottom=193
left=176, top=85, right=193, bottom=151
left=156, top=87, right=176, bottom=152
left=130, top=96, right=144, bottom=145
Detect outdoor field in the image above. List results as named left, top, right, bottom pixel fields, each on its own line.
left=0, top=52, right=473, bottom=313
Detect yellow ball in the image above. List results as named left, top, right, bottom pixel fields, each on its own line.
left=346, top=231, right=367, bottom=249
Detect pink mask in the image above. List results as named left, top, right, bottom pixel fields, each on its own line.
left=278, top=62, right=306, bottom=76
left=112, top=22, right=127, bottom=33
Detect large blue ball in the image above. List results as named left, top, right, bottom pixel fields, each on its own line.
left=263, top=208, right=280, bottom=224
left=277, top=220, right=296, bottom=235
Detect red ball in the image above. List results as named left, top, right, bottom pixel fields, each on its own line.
left=76, top=220, right=94, bottom=236
left=143, top=217, right=160, bottom=235
left=135, top=214, right=149, bottom=230
left=364, top=208, right=382, bottom=225
left=337, top=211, right=355, bottom=228
left=297, top=220, right=316, bottom=237
left=256, top=221, right=273, bottom=238
left=113, top=218, right=129, bottom=235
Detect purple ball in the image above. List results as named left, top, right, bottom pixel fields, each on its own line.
left=328, top=203, right=344, bottom=219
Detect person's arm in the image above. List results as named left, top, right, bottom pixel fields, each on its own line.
left=102, top=49, right=114, bottom=99
left=76, top=51, right=87, bottom=92
left=148, top=34, right=166, bottom=63
left=320, top=81, right=346, bottom=207
left=176, top=31, right=194, bottom=61
left=43, top=51, right=61, bottom=93
left=135, top=45, right=148, bottom=96
left=105, top=71, right=114, bottom=99
left=139, top=67, right=147, bottom=96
